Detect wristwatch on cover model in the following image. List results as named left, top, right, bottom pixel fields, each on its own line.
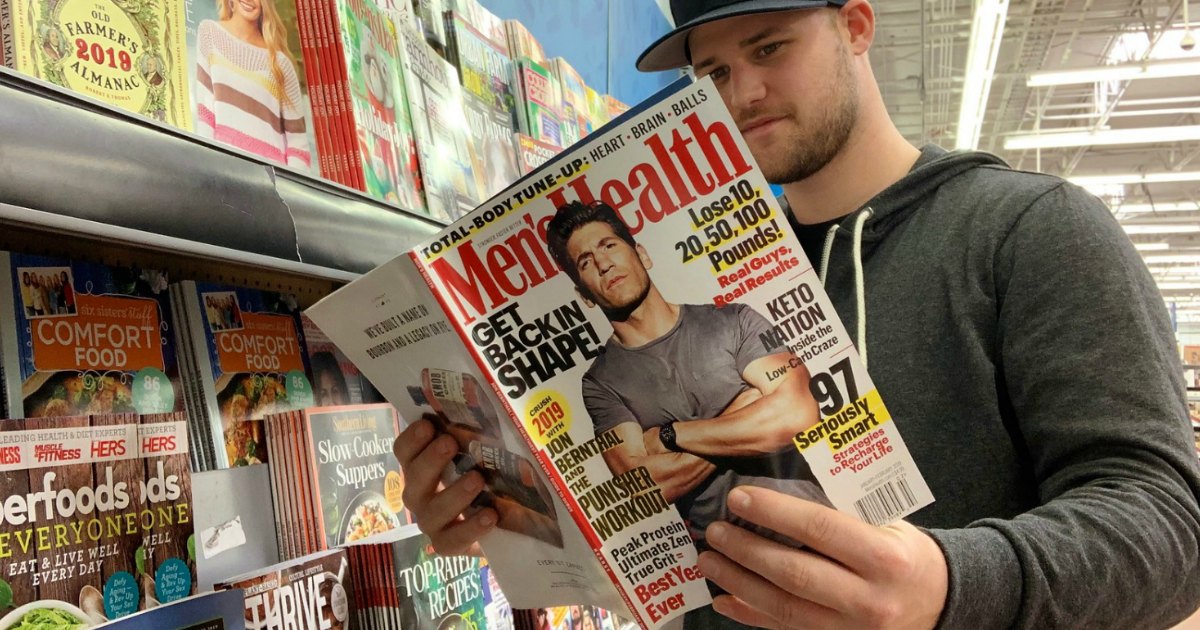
left=659, top=420, right=684, bottom=453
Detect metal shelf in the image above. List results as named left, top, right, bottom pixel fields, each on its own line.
left=0, top=66, right=443, bottom=278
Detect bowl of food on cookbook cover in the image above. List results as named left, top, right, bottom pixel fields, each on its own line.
left=0, top=599, right=92, bottom=629
left=341, top=490, right=400, bottom=543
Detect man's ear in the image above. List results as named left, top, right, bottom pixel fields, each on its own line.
left=575, top=285, right=595, bottom=308
left=636, top=244, right=653, bottom=271
left=840, top=0, right=876, bottom=56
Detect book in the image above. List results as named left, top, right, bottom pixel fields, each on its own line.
left=0, top=254, right=184, bottom=422
left=0, top=413, right=195, bottom=626
left=2, top=0, right=189, bottom=127
left=214, top=548, right=353, bottom=630
left=306, top=76, right=934, bottom=627
left=513, top=57, right=562, bottom=148
left=397, top=23, right=482, bottom=222
left=93, top=588, right=246, bottom=629
left=302, top=403, right=411, bottom=549
left=346, top=526, right=486, bottom=630
left=444, top=11, right=521, bottom=200
left=172, top=282, right=313, bottom=469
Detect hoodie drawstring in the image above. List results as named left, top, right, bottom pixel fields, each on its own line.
left=817, top=208, right=873, bottom=368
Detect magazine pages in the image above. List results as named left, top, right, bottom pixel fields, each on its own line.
left=307, top=76, right=934, bottom=628
left=307, top=254, right=626, bottom=614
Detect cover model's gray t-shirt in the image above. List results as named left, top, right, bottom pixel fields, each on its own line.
left=581, top=303, right=827, bottom=545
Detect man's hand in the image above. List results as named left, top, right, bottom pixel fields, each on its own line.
left=394, top=418, right=496, bottom=556
left=699, top=486, right=947, bottom=630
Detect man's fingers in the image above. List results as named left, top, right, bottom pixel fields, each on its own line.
left=397, top=433, right=457, bottom=512
left=726, top=486, right=888, bottom=573
left=699, top=550, right=838, bottom=629
left=419, top=470, right=487, bottom=533
left=710, top=595, right=781, bottom=629
left=426, top=509, right=497, bottom=556
left=705, top=521, right=868, bottom=613
left=394, top=420, right=435, bottom=467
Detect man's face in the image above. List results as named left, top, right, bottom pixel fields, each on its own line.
left=689, top=9, right=860, bottom=184
left=565, top=221, right=653, bottom=314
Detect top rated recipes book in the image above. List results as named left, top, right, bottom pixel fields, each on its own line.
left=306, top=76, right=934, bottom=628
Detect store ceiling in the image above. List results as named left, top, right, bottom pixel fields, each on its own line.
left=870, top=0, right=1200, bottom=320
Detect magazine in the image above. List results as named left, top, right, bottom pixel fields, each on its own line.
left=444, top=10, right=522, bottom=200
left=172, top=281, right=313, bottom=469
left=0, top=413, right=195, bottom=627
left=303, top=403, right=411, bottom=549
left=513, top=57, right=562, bottom=149
left=306, top=76, right=934, bottom=627
left=396, top=23, right=482, bottom=222
left=515, top=133, right=560, bottom=176
left=331, top=0, right=425, bottom=209
left=0, top=254, right=183, bottom=422
left=186, top=0, right=317, bottom=171
left=301, top=314, right=374, bottom=406
left=2, top=0, right=189, bottom=127
left=93, top=589, right=246, bottom=629
left=214, top=548, right=352, bottom=630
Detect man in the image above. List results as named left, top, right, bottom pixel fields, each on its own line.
left=396, top=1, right=1200, bottom=628
left=544, top=199, right=828, bottom=547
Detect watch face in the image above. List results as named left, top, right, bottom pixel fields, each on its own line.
left=660, top=422, right=677, bottom=451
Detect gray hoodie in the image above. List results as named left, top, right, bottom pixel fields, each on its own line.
left=790, top=145, right=1200, bottom=628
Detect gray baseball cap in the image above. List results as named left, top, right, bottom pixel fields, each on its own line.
left=637, top=0, right=849, bottom=72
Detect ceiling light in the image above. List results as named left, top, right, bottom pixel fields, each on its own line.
left=1004, top=125, right=1200, bottom=150
left=1027, top=59, right=1200, bottom=87
left=1123, top=224, right=1200, bottom=234
left=1116, top=202, right=1200, bottom=213
left=1071, top=171, right=1200, bottom=187
left=1157, top=282, right=1200, bottom=290
left=1135, top=242, right=1171, bottom=251
left=955, top=0, right=1010, bottom=150
left=1150, top=266, right=1200, bottom=274
left=1146, top=254, right=1200, bottom=264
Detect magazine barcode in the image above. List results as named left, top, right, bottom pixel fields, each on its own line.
left=854, top=478, right=917, bottom=525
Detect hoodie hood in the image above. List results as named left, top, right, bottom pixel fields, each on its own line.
left=844, top=145, right=1007, bottom=241
left=789, top=145, right=1007, bottom=368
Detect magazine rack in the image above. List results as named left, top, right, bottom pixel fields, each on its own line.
left=0, top=67, right=442, bottom=280
left=0, top=66, right=449, bottom=587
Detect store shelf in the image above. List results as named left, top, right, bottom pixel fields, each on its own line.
left=0, top=67, right=443, bottom=278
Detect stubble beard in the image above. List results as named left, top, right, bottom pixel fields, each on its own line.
left=757, top=49, right=860, bottom=185
left=594, top=276, right=652, bottom=324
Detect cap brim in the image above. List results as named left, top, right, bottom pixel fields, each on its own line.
left=636, top=0, right=834, bottom=72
